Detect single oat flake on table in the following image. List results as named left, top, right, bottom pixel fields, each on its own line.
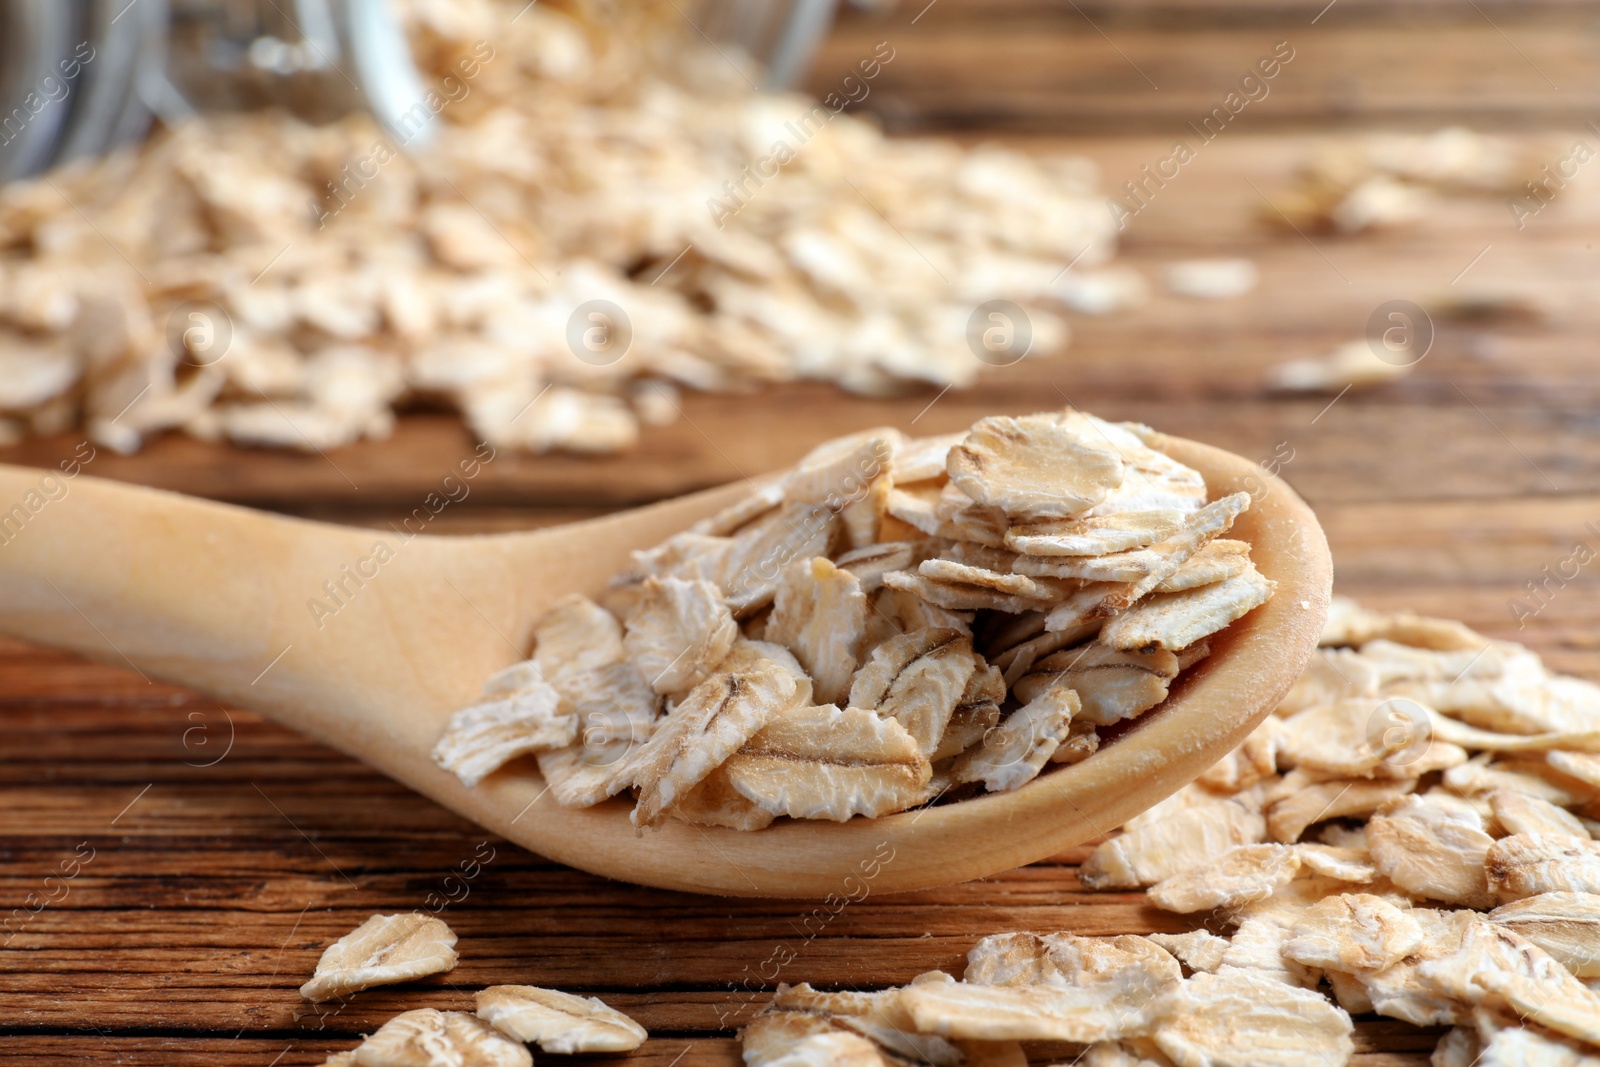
left=434, top=409, right=1274, bottom=829
left=299, top=913, right=458, bottom=1002
left=473, top=985, right=648, bottom=1054
left=739, top=598, right=1600, bottom=1067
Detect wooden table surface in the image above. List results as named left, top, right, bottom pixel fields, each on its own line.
left=4, top=5, right=1600, bottom=1063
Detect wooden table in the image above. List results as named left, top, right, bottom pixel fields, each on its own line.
left=4, top=6, right=1600, bottom=1062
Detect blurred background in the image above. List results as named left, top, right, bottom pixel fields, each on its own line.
left=1, top=0, right=1594, bottom=653
left=2, top=2, right=1597, bottom=1062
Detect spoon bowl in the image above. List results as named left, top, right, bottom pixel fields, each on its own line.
left=0, top=432, right=1330, bottom=897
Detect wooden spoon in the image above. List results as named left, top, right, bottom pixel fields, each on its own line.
left=0, top=432, right=1330, bottom=897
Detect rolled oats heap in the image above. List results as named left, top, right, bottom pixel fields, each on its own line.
left=0, top=0, right=1114, bottom=454
left=740, top=598, right=1600, bottom=1067
left=433, top=409, right=1274, bottom=829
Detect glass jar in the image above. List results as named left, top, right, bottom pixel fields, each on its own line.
left=690, top=0, right=838, bottom=89
left=0, top=0, right=425, bottom=182
left=0, top=0, right=843, bottom=184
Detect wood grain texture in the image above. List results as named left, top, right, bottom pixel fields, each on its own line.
left=3, top=52, right=1600, bottom=1067
left=813, top=1, right=1600, bottom=132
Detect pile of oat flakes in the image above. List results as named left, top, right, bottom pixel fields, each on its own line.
left=0, top=0, right=1114, bottom=455
left=434, top=409, right=1274, bottom=829
left=738, top=597, right=1600, bottom=1067
left=321, top=595, right=1600, bottom=1065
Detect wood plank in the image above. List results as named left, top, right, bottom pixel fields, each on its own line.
left=816, top=3, right=1600, bottom=131
left=3, top=114, right=1596, bottom=1064
left=1, top=391, right=1596, bottom=510
left=0, top=1036, right=733, bottom=1067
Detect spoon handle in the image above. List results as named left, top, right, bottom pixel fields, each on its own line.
left=0, top=460, right=748, bottom=764
left=0, top=461, right=396, bottom=718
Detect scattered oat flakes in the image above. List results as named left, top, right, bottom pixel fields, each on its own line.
left=1445, top=756, right=1593, bottom=809
left=1270, top=128, right=1525, bottom=237
left=1486, top=833, right=1600, bottom=902
left=1465, top=1010, right=1600, bottom=1067
left=1367, top=793, right=1496, bottom=907
left=1147, top=930, right=1231, bottom=975
left=354, top=1009, right=530, bottom=1067
left=1490, top=790, right=1592, bottom=839
left=300, top=914, right=459, bottom=1003
left=741, top=1010, right=838, bottom=1065
left=1265, top=776, right=1417, bottom=843
left=1487, top=892, right=1600, bottom=978
left=898, top=961, right=1173, bottom=1043
left=1279, top=698, right=1466, bottom=779
left=1425, top=714, right=1600, bottom=756
left=768, top=982, right=948, bottom=1063
left=1352, top=908, right=1480, bottom=1027
left=762, top=1031, right=885, bottom=1066
left=741, top=585, right=1600, bottom=1064
left=1319, top=598, right=1485, bottom=652
left=1268, top=341, right=1416, bottom=395
left=474, top=985, right=645, bottom=1053
left=1214, top=912, right=1321, bottom=989
left=1161, top=259, right=1259, bottom=300
left=1148, top=844, right=1301, bottom=913
left=962, top=932, right=1064, bottom=987
left=1546, top=750, right=1600, bottom=794
left=1281, top=892, right=1424, bottom=972
left=1295, top=844, right=1380, bottom=883
left=1080, top=798, right=1265, bottom=889
left=1276, top=649, right=1381, bottom=714
left=1199, top=716, right=1284, bottom=793
left=1432, top=1023, right=1482, bottom=1067
left=1419, top=917, right=1600, bottom=1046
left=1152, top=969, right=1354, bottom=1067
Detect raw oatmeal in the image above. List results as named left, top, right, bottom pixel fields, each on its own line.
left=434, top=408, right=1273, bottom=829
left=735, top=597, right=1600, bottom=1067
